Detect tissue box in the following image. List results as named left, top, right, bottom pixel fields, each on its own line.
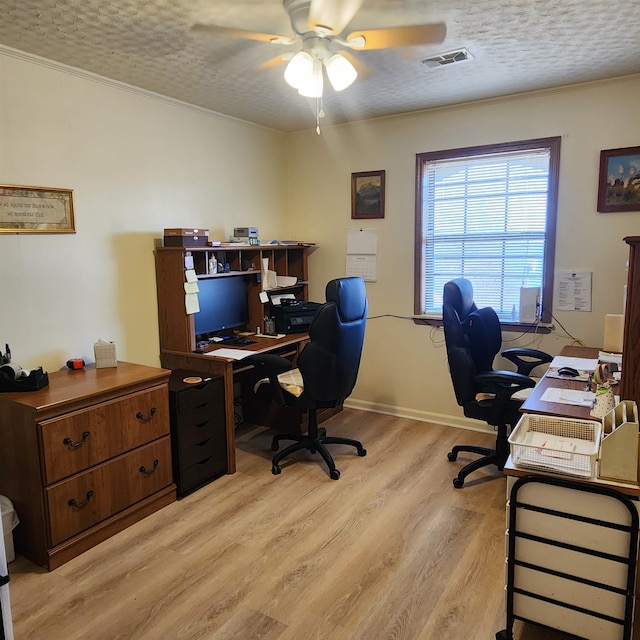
left=94, top=339, right=117, bottom=368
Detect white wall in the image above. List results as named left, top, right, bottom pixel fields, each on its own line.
left=285, top=76, right=640, bottom=429
left=2, top=46, right=638, bottom=432
left=0, top=49, right=286, bottom=372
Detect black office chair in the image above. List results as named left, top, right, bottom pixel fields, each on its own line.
left=246, top=277, right=368, bottom=480
left=443, top=278, right=552, bottom=488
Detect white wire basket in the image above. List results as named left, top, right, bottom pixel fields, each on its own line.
left=509, top=414, right=602, bottom=478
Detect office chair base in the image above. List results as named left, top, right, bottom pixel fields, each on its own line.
left=448, top=445, right=507, bottom=489
left=270, top=429, right=366, bottom=480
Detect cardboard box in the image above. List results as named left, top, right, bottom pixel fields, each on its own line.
left=164, top=228, right=209, bottom=247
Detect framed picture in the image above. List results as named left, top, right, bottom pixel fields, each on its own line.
left=597, top=147, right=640, bottom=213
left=0, top=184, right=75, bottom=233
left=351, top=170, right=385, bottom=219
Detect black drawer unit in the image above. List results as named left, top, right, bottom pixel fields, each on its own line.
left=169, top=371, right=227, bottom=497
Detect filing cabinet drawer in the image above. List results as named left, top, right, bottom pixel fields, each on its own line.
left=180, top=453, right=227, bottom=494
left=169, top=371, right=226, bottom=497
left=180, top=431, right=225, bottom=468
left=174, top=377, right=224, bottom=414
left=40, top=385, right=170, bottom=484
left=46, top=437, right=172, bottom=546
left=177, top=417, right=220, bottom=451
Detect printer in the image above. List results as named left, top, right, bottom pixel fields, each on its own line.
left=272, top=299, right=322, bottom=334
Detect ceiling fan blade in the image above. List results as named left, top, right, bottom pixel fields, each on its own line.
left=258, top=53, right=294, bottom=71
left=308, top=0, right=363, bottom=35
left=346, top=23, right=446, bottom=50
left=191, top=23, right=291, bottom=44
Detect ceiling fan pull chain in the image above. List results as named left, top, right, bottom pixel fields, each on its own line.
left=316, top=97, right=321, bottom=135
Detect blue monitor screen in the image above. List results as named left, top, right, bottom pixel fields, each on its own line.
left=194, top=276, right=249, bottom=339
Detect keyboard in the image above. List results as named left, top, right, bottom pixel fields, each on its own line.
left=218, top=337, right=255, bottom=346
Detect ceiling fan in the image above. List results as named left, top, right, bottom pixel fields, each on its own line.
left=192, top=0, right=446, bottom=98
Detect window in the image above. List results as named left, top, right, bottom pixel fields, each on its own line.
left=415, top=137, right=560, bottom=324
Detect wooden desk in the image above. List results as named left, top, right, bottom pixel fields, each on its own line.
left=519, top=345, right=599, bottom=420
left=160, top=333, right=311, bottom=474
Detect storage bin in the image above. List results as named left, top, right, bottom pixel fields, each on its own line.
left=509, top=414, right=601, bottom=478
left=1, top=495, right=19, bottom=563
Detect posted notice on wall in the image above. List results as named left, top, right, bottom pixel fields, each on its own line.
left=554, top=270, right=592, bottom=311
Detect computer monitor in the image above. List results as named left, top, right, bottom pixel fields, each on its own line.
left=194, top=276, right=249, bottom=340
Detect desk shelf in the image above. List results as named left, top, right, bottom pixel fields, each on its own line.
left=155, top=244, right=313, bottom=353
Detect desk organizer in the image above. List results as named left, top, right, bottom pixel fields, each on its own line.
left=599, top=400, right=639, bottom=483
left=509, top=414, right=601, bottom=478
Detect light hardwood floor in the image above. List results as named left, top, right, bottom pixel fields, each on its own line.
left=8, top=410, right=588, bottom=639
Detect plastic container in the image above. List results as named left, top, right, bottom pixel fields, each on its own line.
left=509, top=414, right=601, bottom=478
left=1, top=495, right=19, bottom=563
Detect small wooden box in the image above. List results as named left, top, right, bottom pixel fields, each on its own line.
left=163, top=228, right=209, bottom=247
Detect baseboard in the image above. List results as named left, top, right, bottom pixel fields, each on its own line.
left=343, top=398, right=495, bottom=435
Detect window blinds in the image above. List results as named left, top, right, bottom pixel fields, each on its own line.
left=420, top=148, right=551, bottom=319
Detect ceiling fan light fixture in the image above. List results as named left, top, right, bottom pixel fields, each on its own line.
left=284, top=50, right=313, bottom=89
left=345, top=35, right=366, bottom=49
left=297, top=55, right=324, bottom=98
left=325, top=53, right=358, bottom=91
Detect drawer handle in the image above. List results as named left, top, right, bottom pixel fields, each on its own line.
left=68, top=490, right=94, bottom=509
left=139, top=459, right=159, bottom=475
left=63, top=431, right=90, bottom=448
left=136, top=407, right=157, bottom=423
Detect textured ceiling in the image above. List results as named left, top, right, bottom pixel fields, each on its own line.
left=1, top=0, right=640, bottom=132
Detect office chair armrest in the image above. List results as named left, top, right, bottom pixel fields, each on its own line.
left=243, top=353, right=293, bottom=405
left=244, top=353, right=292, bottom=374
left=475, top=370, right=535, bottom=427
left=502, top=348, right=553, bottom=377
left=475, top=369, right=535, bottom=400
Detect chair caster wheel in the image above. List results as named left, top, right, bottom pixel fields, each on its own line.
left=453, top=477, right=464, bottom=489
left=272, top=464, right=282, bottom=475
left=358, top=448, right=367, bottom=457
left=330, top=469, right=341, bottom=480
left=447, top=451, right=457, bottom=462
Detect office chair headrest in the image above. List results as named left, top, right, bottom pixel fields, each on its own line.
left=326, top=277, right=366, bottom=322
left=443, top=278, right=477, bottom=320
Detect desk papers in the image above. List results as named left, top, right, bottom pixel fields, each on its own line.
left=540, top=387, right=595, bottom=407
left=205, top=349, right=256, bottom=360
left=549, top=356, right=599, bottom=371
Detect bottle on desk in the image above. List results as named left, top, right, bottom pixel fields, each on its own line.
left=208, top=254, right=217, bottom=275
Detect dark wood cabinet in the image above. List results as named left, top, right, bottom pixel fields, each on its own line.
left=169, top=371, right=227, bottom=497
left=0, top=362, right=175, bottom=570
left=621, top=236, right=640, bottom=407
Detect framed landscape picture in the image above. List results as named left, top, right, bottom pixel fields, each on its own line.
left=351, top=170, right=385, bottom=219
left=597, top=147, right=640, bottom=213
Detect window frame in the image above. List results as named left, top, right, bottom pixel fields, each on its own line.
left=414, top=136, right=560, bottom=327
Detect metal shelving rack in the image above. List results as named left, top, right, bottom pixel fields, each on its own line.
left=497, top=475, right=639, bottom=640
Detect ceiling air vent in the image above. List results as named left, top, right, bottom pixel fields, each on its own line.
left=422, top=48, right=474, bottom=69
